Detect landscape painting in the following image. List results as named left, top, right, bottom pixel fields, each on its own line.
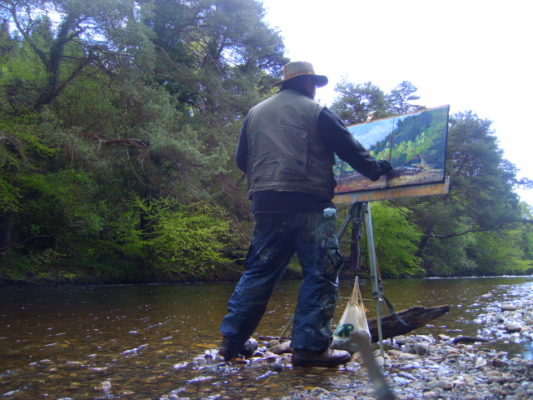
left=334, top=105, right=449, bottom=194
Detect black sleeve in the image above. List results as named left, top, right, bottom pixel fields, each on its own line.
left=317, top=108, right=392, bottom=181
left=235, top=117, right=249, bottom=173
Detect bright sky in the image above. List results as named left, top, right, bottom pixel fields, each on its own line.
left=261, top=0, right=533, bottom=207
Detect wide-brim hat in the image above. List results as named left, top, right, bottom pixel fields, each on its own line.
left=273, top=61, right=328, bottom=87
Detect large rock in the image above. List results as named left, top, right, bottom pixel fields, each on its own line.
left=505, top=322, right=523, bottom=333
left=501, top=303, right=519, bottom=311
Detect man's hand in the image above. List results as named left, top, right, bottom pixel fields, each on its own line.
left=377, top=160, right=393, bottom=177
left=386, top=168, right=402, bottom=179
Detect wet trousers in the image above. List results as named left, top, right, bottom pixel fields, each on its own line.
left=219, top=210, right=344, bottom=352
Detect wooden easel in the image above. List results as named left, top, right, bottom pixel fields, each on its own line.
left=335, top=178, right=450, bottom=355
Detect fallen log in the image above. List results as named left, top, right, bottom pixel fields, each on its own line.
left=260, top=305, right=450, bottom=350
left=367, top=305, right=450, bottom=343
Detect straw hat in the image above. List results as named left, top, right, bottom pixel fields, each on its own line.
left=273, top=61, right=328, bottom=87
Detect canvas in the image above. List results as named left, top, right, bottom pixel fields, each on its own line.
left=335, top=105, right=449, bottom=195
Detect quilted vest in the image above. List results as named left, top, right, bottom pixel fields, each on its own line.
left=245, top=89, right=336, bottom=199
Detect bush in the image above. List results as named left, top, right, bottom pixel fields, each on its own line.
left=115, top=196, right=234, bottom=279
left=366, top=202, right=423, bottom=278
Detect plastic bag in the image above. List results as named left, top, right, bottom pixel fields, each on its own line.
left=332, top=277, right=371, bottom=353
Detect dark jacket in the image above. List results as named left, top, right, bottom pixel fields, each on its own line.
left=236, top=88, right=392, bottom=212
left=244, top=89, right=336, bottom=199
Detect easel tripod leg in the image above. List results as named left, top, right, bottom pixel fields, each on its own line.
left=364, top=202, right=385, bottom=356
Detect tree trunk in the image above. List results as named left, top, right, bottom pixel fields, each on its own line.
left=0, top=213, right=16, bottom=252
left=416, top=223, right=435, bottom=258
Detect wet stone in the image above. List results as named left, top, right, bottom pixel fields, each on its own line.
left=268, top=359, right=284, bottom=372
left=393, top=376, right=411, bottom=385
left=388, top=350, right=418, bottom=360
left=404, top=343, right=429, bottom=355
left=501, top=303, right=518, bottom=311
left=504, top=322, right=523, bottom=332
left=0, top=369, right=20, bottom=378
left=88, top=366, right=108, bottom=372
left=94, top=380, right=112, bottom=392
left=474, top=357, right=487, bottom=368
left=173, top=362, right=188, bottom=370
left=2, top=390, right=21, bottom=397
left=392, top=336, right=409, bottom=346
left=65, top=361, right=83, bottom=367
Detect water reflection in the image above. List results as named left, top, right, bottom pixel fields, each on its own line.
left=0, top=277, right=531, bottom=398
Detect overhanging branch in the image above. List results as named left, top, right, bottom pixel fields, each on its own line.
left=434, top=219, right=533, bottom=239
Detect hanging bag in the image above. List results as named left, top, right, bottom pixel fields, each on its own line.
left=332, top=277, right=371, bottom=353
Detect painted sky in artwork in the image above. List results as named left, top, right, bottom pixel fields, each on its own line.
left=349, top=120, right=395, bottom=149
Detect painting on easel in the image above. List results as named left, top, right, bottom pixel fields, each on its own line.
left=334, top=105, right=450, bottom=195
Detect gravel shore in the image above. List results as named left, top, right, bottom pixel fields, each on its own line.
left=282, top=283, right=533, bottom=400
left=158, top=282, right=532, bottom=400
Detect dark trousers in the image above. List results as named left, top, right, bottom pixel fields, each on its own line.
left=219, top=210, right=343, bottom=352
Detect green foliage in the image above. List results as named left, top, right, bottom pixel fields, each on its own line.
left=331, top=81, right=388, bottom=125
left=402, top=112, right=526, bottom=276
left=0, top=117, right=54, bottom=215
left=421, top=233, right=478, bottom=276
left=12, top=169, right=106, bottom=280
left=0, top=0, right=149, bottom=110
left=467, top=230, right=532, bottom=275
left=0, top=33, right=46, bottom=113
left=0, top=0, right=285, bottom=284
left=114, top=197, right=234, bottom=279
left=366, top=202, right=423, bottom=278
left=0, top=176, right=21, bottom=212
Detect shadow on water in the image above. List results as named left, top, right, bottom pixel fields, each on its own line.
left=0, top=276, right=531, bottom=398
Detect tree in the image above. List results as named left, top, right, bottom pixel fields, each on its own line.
left=145, top=0, right=285, bottom=116
left=386, top=81, right=423, bottom=115
left=332, top=79, right=530, bottom=277
left=408, top=112, right=526, bottom=275
left=0, top=0, right=287, bottom=283
left=0, top=0, right=150, bottom=110
left=330, top=81, right=388, bottom=125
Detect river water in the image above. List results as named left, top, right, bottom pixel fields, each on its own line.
left=1, top=276, right=531, bottom=399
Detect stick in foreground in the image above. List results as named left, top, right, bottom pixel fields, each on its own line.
left=350, top=330, right=397, bottom=400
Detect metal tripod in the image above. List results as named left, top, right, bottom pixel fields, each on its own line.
left=338, top=201, right=385, bottom=355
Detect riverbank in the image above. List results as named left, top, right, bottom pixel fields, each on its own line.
left=272, top=283, right=533, bottom=400
left=282, top=331, right=532, bottom=400
left=158, top=280, right=532, bottom=400
left=1, top=271, right=532, bottom=287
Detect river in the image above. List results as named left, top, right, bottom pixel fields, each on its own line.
left=1, top=276, right=532, bottom=399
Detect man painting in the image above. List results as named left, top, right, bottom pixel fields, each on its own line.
left=219, top=61, right=392, bottom=367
